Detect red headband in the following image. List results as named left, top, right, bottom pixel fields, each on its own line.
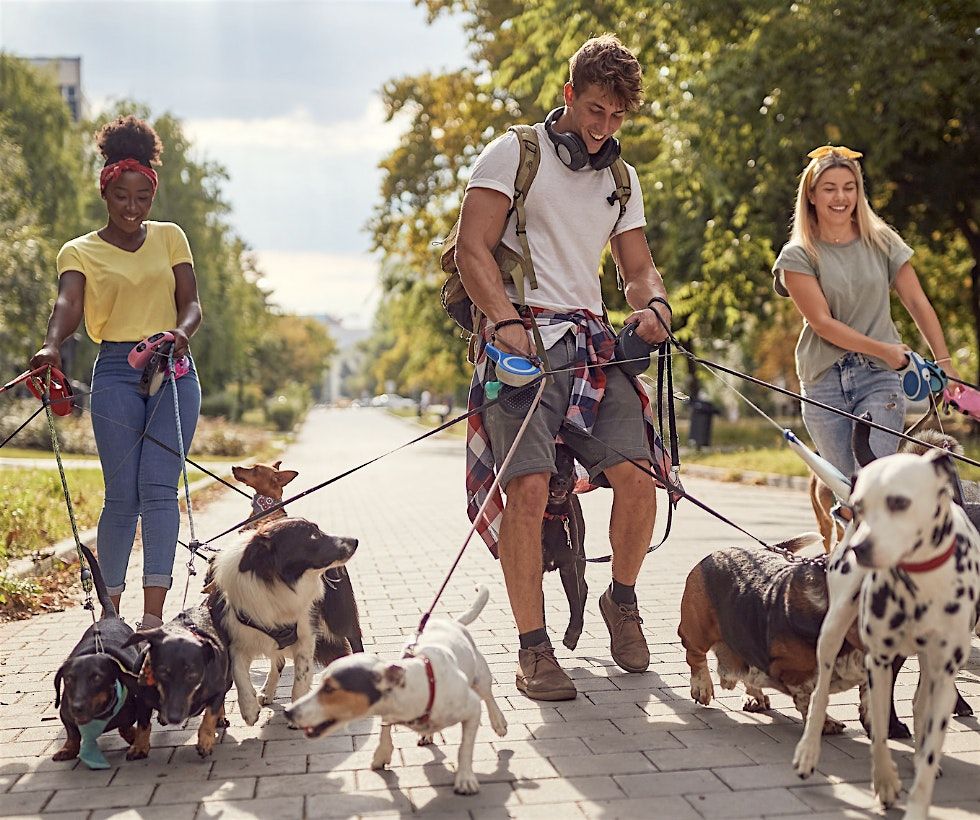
left=99, top=158, right=158, bottom=197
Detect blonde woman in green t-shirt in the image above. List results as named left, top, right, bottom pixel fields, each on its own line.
left=773, top=146, right=958, bottom=474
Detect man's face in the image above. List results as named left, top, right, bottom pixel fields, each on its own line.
left=563, top=82, right=626, bottom=154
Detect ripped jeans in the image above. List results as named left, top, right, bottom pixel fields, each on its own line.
left=801, top=352, right=905, bottom=476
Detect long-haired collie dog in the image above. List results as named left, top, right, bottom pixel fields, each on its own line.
left=207, top=517, right=358, bottom=725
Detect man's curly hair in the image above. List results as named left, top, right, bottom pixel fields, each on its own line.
left=569, top=34, right=644, bottom=112
left=95, top=115, right=163, bottom=166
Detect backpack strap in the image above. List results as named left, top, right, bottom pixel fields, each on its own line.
left=608, top=157, right=632, bottom=290
left=507, top=124, right=541, bottom=299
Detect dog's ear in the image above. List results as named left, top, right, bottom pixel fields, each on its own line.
left=927, top=448, right=959, bottom=496
left=272, top=460, right=282, bottom=470
left=239, top=533, right=275, bottom=580
left=122, top=628, right=161, bottom=649
left=53, top=661, right=69, bottom=708
left=379, top=664, right=406, bottom=690
left=277, top=470, right=298, bottom=487
left=851, top=412, right=877, bottom=468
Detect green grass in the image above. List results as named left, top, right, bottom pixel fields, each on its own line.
left=0, top=466, right=207, bottom=566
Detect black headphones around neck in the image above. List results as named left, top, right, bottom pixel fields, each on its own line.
left=544, top=106, right=621, bottom=171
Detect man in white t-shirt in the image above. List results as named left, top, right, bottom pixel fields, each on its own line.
left=456, top=35, right=673, bottom=701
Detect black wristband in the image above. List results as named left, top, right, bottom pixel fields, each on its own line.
left=646, top=296, right=672, bottom=314
left=491, top=318, right=525, bottom=334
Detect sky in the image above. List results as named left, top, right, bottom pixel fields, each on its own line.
left=1, top=0, right=471, bottom=327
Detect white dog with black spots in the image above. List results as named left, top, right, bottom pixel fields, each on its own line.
left=826, top=449, right=979, bottom=820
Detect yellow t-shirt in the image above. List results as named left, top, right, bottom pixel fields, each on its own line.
left=56, top=221, right=194, bottom=344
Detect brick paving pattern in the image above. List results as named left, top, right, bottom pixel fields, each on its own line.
left=1, top=407, right=978, bottom=818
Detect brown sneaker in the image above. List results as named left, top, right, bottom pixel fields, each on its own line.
left=516, top=643, right=577, bottom=701
left=599, top=588, right=650, bottom=672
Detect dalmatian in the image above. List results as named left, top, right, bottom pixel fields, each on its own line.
left=795, top=446, right=980, bottom=820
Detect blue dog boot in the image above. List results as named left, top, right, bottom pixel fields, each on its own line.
left=77, top=717, right=111, bottom=769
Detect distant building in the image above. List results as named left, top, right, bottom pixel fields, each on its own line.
left=309, top=314, right=369, bottom=404
left=26, top=57, right=83, bottom=121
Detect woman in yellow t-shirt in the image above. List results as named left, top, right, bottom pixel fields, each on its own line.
left=31, top=115, right=203, bottom=628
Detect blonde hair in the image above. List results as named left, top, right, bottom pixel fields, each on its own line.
left=789, top=151, right=901, bottom=263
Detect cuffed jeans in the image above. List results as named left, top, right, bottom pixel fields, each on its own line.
left=90, top=342, right=201, bottom=594
left=801, top=352, right=904, bottom=477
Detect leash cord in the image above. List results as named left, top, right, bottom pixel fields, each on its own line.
left=412, top=380, right=547, bottom=644
left=38, top=369, right=99, bottom=640
left=0, top=405, right=45, bottom=449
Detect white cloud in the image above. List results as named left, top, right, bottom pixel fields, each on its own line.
left=252, top=249, right=381, bottom=328
left=183, top=97, right=406, bottom=158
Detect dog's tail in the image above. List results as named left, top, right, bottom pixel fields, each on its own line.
left=773, top=532, right=823, bottom=554
left=457, top=586, right=490, bottom=626
left=79, top=543, right=117, bottom=619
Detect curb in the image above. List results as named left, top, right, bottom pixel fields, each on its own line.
left=4, top=475, right=221, bottom=580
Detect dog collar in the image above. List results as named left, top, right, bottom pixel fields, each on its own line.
left=234, top=609, right=298, bottom=650
left=542, top=510, right=568, bottom=522
left=251, top=494, right=279, bottom=516
left=403, top=654, right=436, bottom=729
left=899, top=538, right=957, bottom=573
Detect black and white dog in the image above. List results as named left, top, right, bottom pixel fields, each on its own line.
left=795, top=434, right=980, bottom=820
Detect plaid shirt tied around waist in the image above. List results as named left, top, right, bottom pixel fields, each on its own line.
left=465, top=308, right=674, bottom=557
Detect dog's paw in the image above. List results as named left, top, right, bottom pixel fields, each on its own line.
left=257, top=692, right=275, bottom=707
left=562, top=626, right=582, bottom=651
left=690, top=669, right=713, bottom=706
left=417, top=734, right=434, bottom=747
left=196, top=741, right=215, bottom=758
left=489, top=711, right=508, bottom=738
left=792, top=737, right=819, bottom=779
left=52, top=747, right=78, bottom=762
left=872, top=760, right=902, bottom=808
left=821, top=716, right=845, bottom=735
left=125, top=743, right=150, bottom=761
left=453, top=771, right=480, bottom=795
left=887, top=717, right=912, bottom=740
left=742, top=694, right=770, bottom=712
left=370, top=750, right=391, bottom=770
left=240, top=700, right=261, bottom=726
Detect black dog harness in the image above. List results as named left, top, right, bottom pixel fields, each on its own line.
left=234, top=610, right=298, bottom=650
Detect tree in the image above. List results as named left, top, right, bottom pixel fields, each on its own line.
left=369, top=0, right=978, bottom=396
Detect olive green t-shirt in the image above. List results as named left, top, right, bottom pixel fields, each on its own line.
left=772, top=237, right=913, bottom=383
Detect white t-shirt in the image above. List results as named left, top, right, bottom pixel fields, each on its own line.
left=466, top=123, right=646, bottom=347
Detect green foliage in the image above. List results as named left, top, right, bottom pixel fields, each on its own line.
left=0, top=57, right=336, bottom=421
left=367, top=0, right=978, bottom=394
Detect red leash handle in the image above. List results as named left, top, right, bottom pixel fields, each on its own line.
left=4, top=366, right=75, bottom=416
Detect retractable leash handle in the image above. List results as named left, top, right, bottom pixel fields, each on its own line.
left=614, top=321, right=657, bottom=376
left=899, top=351, right=947, bottom=402
left=25, top=366, right=74, bottom=416
left=783, top=429, right=851, bottom=502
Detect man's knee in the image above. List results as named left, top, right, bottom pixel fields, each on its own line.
left=502, top=472, right=550, bottom=519
left=607, top=460, right=656, bottom=500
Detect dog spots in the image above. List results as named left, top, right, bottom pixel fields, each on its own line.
left=840, top=561, right=851, bottom=575
left=914, top=604, right=928, bottom=620
left=883, top=637, right=894, bottom=648
left=886, top=495, right=910, bottom=513
left=941, top=718, right=948, bottom=731
left=945, top=602, right=960, bottom=615
left=927, top=751, right=936, bottom=766
left=889, top=612, right=905, bottom=629
left=953, top=647, right=964, bottom=666
left=871, top=586, right=890, bottom=619
left=916, top=637, right=927, bottom=647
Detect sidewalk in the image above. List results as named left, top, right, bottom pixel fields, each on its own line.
left=1, top=406, right=978, bottom=818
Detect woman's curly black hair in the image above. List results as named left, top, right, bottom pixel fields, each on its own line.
left=95, top=115, right=163, bottom=166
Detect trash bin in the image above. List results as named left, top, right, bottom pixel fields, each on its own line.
left=689, top=399, right=717, bottom=449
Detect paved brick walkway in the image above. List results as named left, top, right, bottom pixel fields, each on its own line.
left=1, top=407, right=978, bottom=818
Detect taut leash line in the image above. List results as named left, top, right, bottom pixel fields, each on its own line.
left=411, top=379, right=547, bottom=646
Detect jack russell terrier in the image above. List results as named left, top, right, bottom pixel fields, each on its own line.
left=284, top=586, right=507, bottom=795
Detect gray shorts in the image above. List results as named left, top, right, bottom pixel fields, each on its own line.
left=482, top=333, right=652, bottom=491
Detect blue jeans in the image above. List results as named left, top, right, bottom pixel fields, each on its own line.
left=801, top=352, right=905, bottom=477
left=90, top=342, right=201, bottom=594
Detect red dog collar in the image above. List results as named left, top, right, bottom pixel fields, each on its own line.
left=899, top=538, right=957, bottom=573
left=401, top=652, right=436, bottom=728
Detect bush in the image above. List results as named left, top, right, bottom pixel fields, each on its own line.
left=191, top=416, right=269, bottom=457
left=200, top=390, right=237, bottom=419
left=265, top=395, right=303, bottom=432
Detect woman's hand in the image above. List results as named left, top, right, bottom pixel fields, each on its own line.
left=170, top=328, right=190, bottom=359
left=883, top=343, right=913, bottom=370
left=30, top=344, right=62, bottom=372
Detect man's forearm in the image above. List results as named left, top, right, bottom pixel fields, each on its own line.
left=457, top=244, right=521, bottom=324
left=623, top=263, right=668, bottom=311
